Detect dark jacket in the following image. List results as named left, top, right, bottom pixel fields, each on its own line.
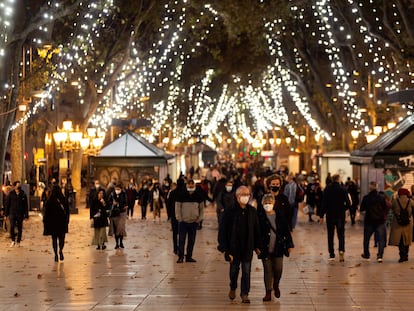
left=166, top=188, right=179, bottom=219
left=90, top=196, right=109, bottom=228
left=108, top=190, right=128, bottom=217
left=5, top=189, right=29, bottom=219
left=43, top=186, right=69, bottom=235
left=360, top=190, right=387, bottom=226
left=258, top=196, right=294, bottom=259
left=218, top=202, right=261, bottom=264
left=319, top=181, right=351, bottom=221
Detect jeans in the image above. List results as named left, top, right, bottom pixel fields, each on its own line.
left=363, top=223, right=386, bottom=258
left=10, top=215, right=23, bottom=243
left=171, top=217, right=179, bottom=253
left=229, top=260, right=252, bottom=296
left=262, top=255, right=284, bottom=291
left=141, top=202, right=147, bottom=219
left=291, top=203, right=299, bottom=229
left=178, top=221, right=198, bottom=259
left=326, top=219, right=345, bottom=256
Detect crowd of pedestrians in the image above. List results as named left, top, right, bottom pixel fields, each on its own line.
left=2, top=160, right=414, bottom=305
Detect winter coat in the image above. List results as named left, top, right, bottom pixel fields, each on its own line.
left=258, top=195, right=293, bottom=259
left=319, top=182, right=351, bottom=221
left=90, top=196, right=109, bottom=228
left=389, top=195, right=413, bottom=246
left=175, top=188, right=205, bottom=223
left=4, top=189, right=29, bottom=219
left=43, top=190, right=69, bottom=236
left=108, top=191, right=128, bottom=217
left=218, top=202, right=261, bottom=264
left=360, top=190, right=387, bottom=226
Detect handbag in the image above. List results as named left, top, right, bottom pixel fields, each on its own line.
left=267, top=218, right=290, bottom=257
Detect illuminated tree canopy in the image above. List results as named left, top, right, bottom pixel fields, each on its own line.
left=2, top=0, right=414, bottom=153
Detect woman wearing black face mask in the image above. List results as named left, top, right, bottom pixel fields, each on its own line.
left=267, top=174, right=292, bottom=232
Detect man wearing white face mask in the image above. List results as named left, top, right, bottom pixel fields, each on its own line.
left=257, top=175, right=294, bottom=301
left=218, top=186, right=261, bottom=304
left=175, top=179, right=205, bottom=263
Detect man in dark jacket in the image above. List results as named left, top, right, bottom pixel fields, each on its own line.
left=4, top=181, right=29, bottom=247
left=218, top=185, right=261, bottom=304
left=319, top=174, right=351, bottom=262
left=360, top=181, right=388, bottom=262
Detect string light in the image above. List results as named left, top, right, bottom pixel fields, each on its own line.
left=8, top=0, right=414, bottom=148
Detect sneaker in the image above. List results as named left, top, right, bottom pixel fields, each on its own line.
left=9, top=241, right=15, bottom=248
left=361, top=254, right=370, bottom=261
left=339, top=251, right=344, bottom=262
left=228, top=289, right=236, bottom=300
left=328, top=255, right=335, bottom=261
left=377, top=257, right=383, bottom=263
left=241, top=295, right=250, bottom=304
left=16, top=242, right=20, bottom=247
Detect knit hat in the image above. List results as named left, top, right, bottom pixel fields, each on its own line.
left=398, top=188, right=410, bottom=196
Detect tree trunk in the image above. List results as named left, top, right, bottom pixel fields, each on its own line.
left=10, top=111, right=25, bottom=183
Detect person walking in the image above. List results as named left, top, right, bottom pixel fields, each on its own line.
left=360, top=181, right=388, bottom=262
left=389, top=188, right=413, bottom=263
left=258, top=179, right=293, bottom=301
left=216, top=179, right=236, bottom=226
left=125, top=181, right=138, bottom=219
left=319, top=174, right=351, bottom=262
left=4, top=181, right=29, bottom=247
left=108, top=184, right=128, bottom=249
left=149, top=182, right=163, bottom=222
left=90, top=189, right=109, bottom=250
left=43, top=184, right=69, bottom=262
left=166, top=181, right=180, bottom=254
left=175, top=179, right=205, bottom=263
left=138, top=180, right=150, bottom=220
left=218, top=185, right=261, bottom=304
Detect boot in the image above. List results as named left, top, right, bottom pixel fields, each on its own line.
left=262, top=290, right=272, bottom=301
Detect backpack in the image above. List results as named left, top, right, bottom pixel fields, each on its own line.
left=395, top=199, right=410, bottom=226
left=295, top=183, right=305, bottom=203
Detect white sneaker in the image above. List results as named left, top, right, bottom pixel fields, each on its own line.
left=9, top=241, right=15, bottom=247
left=339, top=251, right=344, bottom=262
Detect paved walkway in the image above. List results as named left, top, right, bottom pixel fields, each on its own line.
left=1, top=204, right=414, bottom=311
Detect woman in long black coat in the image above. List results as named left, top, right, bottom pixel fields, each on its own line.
left=43, top=185, right=69, bottom=262
left=90, top=189, right=109, bottom=250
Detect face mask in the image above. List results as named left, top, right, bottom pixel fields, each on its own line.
left=143, top=185, right=148, bottom=189
left=225, top=186, right=232, bottom=192
left=165, top=183, right=169, bottom=187
left=263, top=204, right=274, bottom=212
left=115, top=190, right=121, bottom=195
left=187, top=187, right=195, bottom=192
left=270, top=186, right=280, bottom=193
left=239, top=195, right=249, bottom=205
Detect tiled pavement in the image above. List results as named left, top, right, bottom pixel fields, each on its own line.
left=1, top=204, right=414, bottom=311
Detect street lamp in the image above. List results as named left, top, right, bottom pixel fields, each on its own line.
left=351, top=130, right=360, bottom=150
left=80, top=127, right=105, bottom=156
